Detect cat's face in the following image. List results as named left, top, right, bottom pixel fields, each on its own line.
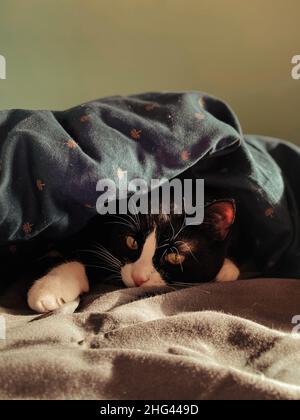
left=100, top=200, right=236, bottom=288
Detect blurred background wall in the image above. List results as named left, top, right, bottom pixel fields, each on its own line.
left=0, top=0, right=299, bottom=143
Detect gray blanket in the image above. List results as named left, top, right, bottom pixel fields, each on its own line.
left=1, top=279, right=300, bottom=400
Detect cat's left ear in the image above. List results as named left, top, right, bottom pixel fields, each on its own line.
left=204, top=200, right=236, bottom=241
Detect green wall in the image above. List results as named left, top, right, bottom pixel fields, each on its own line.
left=0, top=0, right=299, bottom=143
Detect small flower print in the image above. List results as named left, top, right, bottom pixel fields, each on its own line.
left=265, top=208, right=274, bottom=218
left=66, top=139, right=77, bottom=149
left=117, top=168, right=127, bottom=180
left=130, top=129, right=142, bottom=140
left=145, top=103, right=159, bottom=111
left=181, top=150, right=191, bottom=161
left=195, top=112, right=205, bottom=121
left=36, top=180, right=45, bottom=191
left=23, top=223, right=33, bottom=235
left=80, top=115, right=90, bottom=123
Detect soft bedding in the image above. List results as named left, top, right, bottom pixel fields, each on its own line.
left=1, top=278, right=300, bottom=400
left=1, top=92, right=300, bottom=279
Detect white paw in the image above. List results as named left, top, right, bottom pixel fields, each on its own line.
left=216, top=258, right=240, bottom=283
left=28, top=285, right=66, bottom=313
left=27, top=262, right=89, bottom=313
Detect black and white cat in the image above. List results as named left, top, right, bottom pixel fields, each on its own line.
left=27, top=200, right=240, bottom=313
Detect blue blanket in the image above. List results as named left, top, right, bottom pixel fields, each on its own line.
left=0, top=92, right=299, bottom=278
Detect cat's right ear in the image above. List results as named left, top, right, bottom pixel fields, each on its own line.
left=204, top=200, right=236, bottom=241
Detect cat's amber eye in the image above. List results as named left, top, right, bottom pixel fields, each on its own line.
left=165, top=253, right=185, bottom=265
left=126, top=236, right=138, bottom=251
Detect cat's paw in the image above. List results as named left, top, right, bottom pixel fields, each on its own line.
left=216, top=258, right=240, bottom=283
left=27, top=262, right=89, bottom=313
left=28, top=283, right=66, bottom=313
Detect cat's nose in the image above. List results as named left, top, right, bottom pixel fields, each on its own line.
left=132, top=273, right=149, bottom=287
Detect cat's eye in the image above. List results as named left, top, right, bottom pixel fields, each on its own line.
left=165, top=253, right=185, bottom=265
left=126, top=236, right=138, bottom=251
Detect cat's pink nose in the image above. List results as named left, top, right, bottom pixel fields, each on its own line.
left=132, top=273, right=149, bottom=287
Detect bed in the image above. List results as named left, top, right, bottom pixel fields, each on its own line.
left=1, top=278, right=300, bottom=400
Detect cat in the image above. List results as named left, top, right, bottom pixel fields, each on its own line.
left=27, top=199, right=240, bottom=313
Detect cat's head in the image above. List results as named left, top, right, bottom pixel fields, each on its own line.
left=100, top=200, right=236, bottom=288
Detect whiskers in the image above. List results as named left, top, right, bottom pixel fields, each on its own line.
left=105, top=216, right=137, bottom=232
left=102, top=273, right=123, bottom=285
left=104, top=208, right=142, bottom=234
left=169, top=281, right=211, bottom=293
left=106, top=201, right=142, bottom=232
left=79, top=243, right=123, bottom=285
